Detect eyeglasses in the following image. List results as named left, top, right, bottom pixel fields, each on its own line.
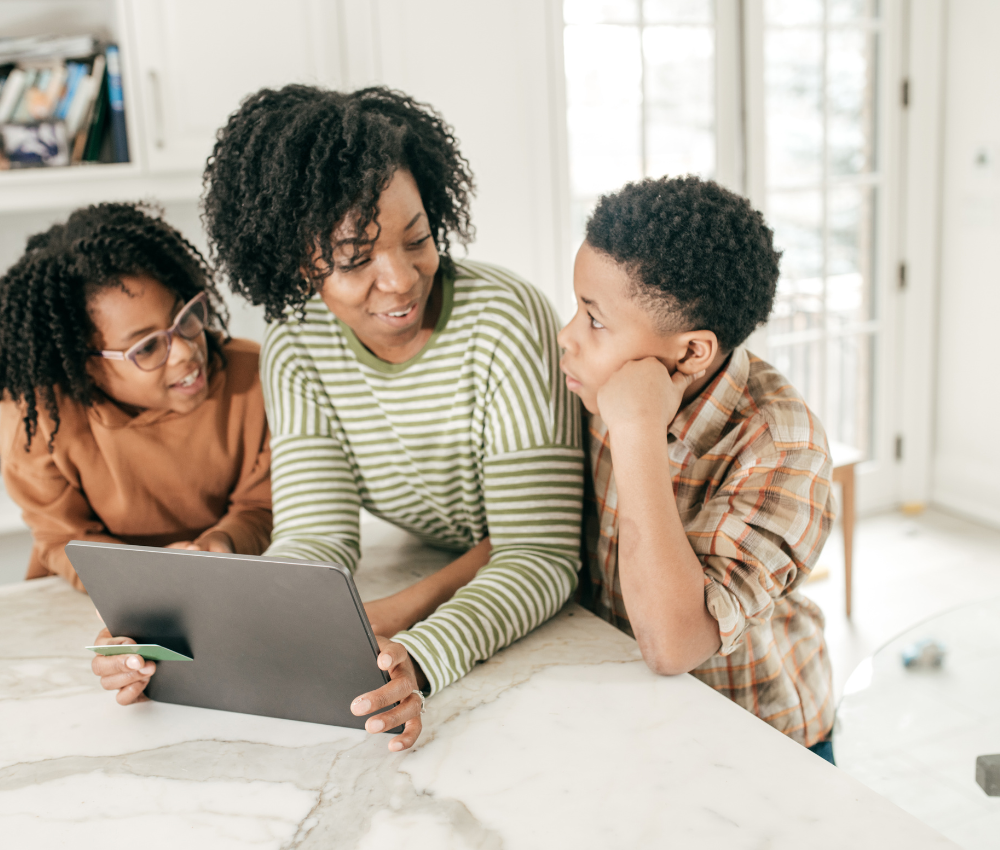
left=90, top=292, right=209, bottom=372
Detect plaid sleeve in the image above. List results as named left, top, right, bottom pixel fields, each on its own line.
left=686, top=427, right=834, bottom=656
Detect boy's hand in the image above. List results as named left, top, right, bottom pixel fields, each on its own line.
left=598, top=358, right=704, bottom=434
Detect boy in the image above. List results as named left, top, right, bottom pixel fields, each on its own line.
left=558, top=176, right=836, bottom=759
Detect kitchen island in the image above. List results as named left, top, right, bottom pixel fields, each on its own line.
left=0, top=518, right=955, bottom=848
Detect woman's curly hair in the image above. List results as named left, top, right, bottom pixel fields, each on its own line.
left=202, top=84, right=475, bottom=322
left=0, top=202, right=229, bottom=450
left=586, top=176, right=780, bottom=351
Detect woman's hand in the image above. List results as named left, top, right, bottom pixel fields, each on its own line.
left=351, top=637, right=426, bottom=751
left=90, top=628, right=155, bottom=705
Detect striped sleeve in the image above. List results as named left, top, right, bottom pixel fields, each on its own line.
left=393, top=280, right=584, bottom=694
left=260, top=322, right=362, bottom=571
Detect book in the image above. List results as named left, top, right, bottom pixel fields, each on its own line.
left=8, top=68, right=37, bottom=123
left=65, top=56, right=102, bottom=140
left=104, top=45, right=129, bottom=163
left=82, top=58, right=109, bottom=162
left=54, top=61, right=86, bottom=120
left=0, top=67, right=25, bottom=123
left=71, top=54, right=105, bottom=164
left=19, top=62, right=67, bottom=121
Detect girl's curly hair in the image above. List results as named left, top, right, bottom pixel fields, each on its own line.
left=0, top=202, right=229, bottom=450
left=202, top=84, right=475, bottom=322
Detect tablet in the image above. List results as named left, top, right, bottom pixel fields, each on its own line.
left=67, top=541, right=394, bottom=730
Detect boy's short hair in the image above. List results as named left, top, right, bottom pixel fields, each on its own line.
left=585, top=175, right=780, bottom=351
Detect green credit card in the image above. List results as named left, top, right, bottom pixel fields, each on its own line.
left=86, top=644, right=192, bottom=661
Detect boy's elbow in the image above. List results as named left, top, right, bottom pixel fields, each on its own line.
left=636, top=637, right=693, bottom=677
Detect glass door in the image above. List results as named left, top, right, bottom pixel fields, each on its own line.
left=760, top=0, right=886, bottom=459
left=562, top=0, right=717, bottom=249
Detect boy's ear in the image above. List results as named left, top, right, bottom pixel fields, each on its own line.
left=674, top=330, right=719, bottom=374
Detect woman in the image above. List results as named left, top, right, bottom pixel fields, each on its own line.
left=0, top=203, right=271, bottom=606
left=203, top=86, right=584, bottom=751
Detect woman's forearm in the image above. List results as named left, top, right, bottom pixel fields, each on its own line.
left=610, top=422, right=721, bottom=675
left=366, top=537, right=492, bottom=635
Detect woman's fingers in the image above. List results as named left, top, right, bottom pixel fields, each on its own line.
left=351, top=672, right=414, bottom=717
left=367, top=691, right=423, bottom=737
left=375, top=638, right=408, bottom=673
left=389, top=705, right=423, bottom=752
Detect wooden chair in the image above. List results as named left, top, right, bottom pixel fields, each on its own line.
left=829, top=441, right=864, bottom=618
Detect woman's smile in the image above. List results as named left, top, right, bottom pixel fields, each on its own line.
left=373, top=301, right=420, bottom=328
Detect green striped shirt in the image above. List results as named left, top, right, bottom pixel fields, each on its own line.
left=261, top=261, right=584, bottom=694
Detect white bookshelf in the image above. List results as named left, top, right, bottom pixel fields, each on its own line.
left=0, top=0, right=149, bottom=202
left=0, top=0, right=339, bottom=211
left=0, top=165, right=202, bottom=212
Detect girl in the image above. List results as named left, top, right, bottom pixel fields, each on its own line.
left=0, top=202, right=271, bottom=593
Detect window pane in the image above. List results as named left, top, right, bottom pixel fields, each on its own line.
left=769, top=334, right=873, bottom=456
left=644, top=24, right=714, bottom=178
left=562, top=4, right=714, bottom=247
left=769, top=189, right=823, bottom=274
left=828, top=29, right=878, bottom=176
left=824, top=333, right=874, bottom=455
left=827, top=184, right=876, bottom=322
left=565, top=25, right=643, bottom=198
left=828, top=0, right=880, bottom=23
left=564, top=0, right=638, bottom=25
left=646, top=109, right=714, bottom=178
left=770, top=340, right=826, bottom=419
left=763, top=5, right=882, bottom=460
left=643, top=0, right=712, bottom=24
left=765, top=0, right=823, bottom=27
left=769, top=183, right=824, bottom=338
left=765, top=29, right=823, bottom=188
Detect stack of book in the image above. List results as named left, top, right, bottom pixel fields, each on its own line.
left=0, top=35, right=130, bottom=169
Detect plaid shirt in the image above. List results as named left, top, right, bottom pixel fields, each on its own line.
left=581, top=347, right=836, bottom=747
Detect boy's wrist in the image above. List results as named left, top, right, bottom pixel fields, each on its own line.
left=604, top=412, right=668, bottom=442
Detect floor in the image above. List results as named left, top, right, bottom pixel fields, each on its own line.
left=799, top=507, right=1000, bottom=700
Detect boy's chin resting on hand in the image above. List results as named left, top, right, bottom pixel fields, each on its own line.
left=596, top=357, right=706, bottom=436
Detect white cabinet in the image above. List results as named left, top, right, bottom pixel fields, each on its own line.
left=128, top=0, right=341, bottom=174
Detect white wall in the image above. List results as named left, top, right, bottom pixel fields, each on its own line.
left=361, top=0, right=570, bottom=313
left=931, top=0, right=1000, bottom=526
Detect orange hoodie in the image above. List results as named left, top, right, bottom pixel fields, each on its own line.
left=0, top=338, right=271, bottom=591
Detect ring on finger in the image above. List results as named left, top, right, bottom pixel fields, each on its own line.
left=411, top=689, right=426, bottom=714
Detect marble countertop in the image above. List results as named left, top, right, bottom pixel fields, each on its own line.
left=0, top=518, right=956, bottom=849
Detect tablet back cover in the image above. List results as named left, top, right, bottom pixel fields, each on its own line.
left=67, top=542, right=390, bottom=729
